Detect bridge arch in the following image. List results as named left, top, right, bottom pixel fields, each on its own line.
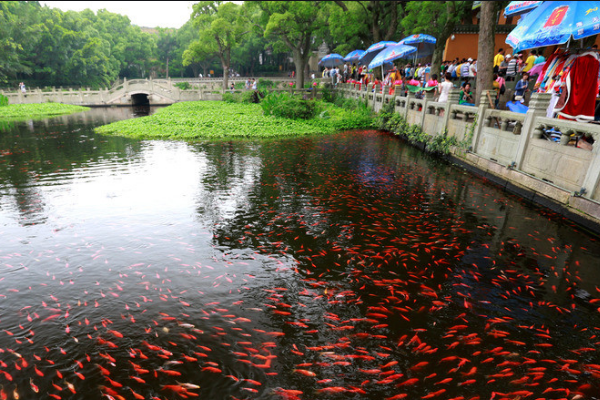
left=130, top=92, right=150, bottom=106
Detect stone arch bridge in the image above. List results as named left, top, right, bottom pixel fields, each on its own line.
left=1, top=78, right=223, bottom=106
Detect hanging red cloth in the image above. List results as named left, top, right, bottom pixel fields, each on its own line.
left=555, top=51, right=600, bottom=122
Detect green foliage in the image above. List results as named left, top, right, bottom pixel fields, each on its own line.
left=156, top=28, right=177, bottom=78
left=191, top=1, right=248, bottom=89
left=321, top=85, right=336, bottom=103
left=222, top=93, right=237, bottom=103
left=427, top=133, right=459, bottom=155
left=223, top=90, right=265, bottom=104
left=0, top=94, right=8, bottom=107
left=401, top=1, right=472, bottom=73
left=371, top=100, right=459, bottom=155
left=374, top=99, right=396, bottom=129
left=327, top=1, right=406, bottom=55
left=253, top=1, right=329, bottom=87
left=260, top=92, right=316, bottom=120
left=257, top=78, right=275, bottom=89
left=0, top=103, right=88, bottom=120
left=175, top=82, right=191, bottom=90
left=0, top=2, right=160, bottom=86
left=95, top=100, right=373, bottom=139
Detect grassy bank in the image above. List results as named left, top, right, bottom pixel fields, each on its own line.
left=95, top=98, right=374, bottom=140
left=0, top=103, right=89, bottom=120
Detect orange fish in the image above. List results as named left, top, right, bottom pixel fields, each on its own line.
left=293, top=369, right=316, bottom=377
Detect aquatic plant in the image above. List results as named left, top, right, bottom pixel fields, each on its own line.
left=95, top=101, right=374, bottom=140
left=0, top=103, right=89, bottom=120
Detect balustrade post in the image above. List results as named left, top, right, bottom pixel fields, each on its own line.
left=404, top=92, right=415, bottom=119
left=471, top=91, right=490, bottom=153
left=581, top=135, right=600, bottom=199
left=367, top=84, right=374, bottom=109
left=440, top=88, right=461, bottom=132
left=514, top=92, right=552, bottom=168
left=419, top=91, right=435, bottom=129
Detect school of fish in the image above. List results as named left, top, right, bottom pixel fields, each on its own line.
left=1, top=128, right=600, bottom=400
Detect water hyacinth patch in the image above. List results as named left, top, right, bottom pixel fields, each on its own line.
left=95, top=101, right=374, bottom=140
left=0, top=103, right=89, bottom=120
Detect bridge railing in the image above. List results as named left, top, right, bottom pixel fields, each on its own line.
left=0, top=78, right=322, bottom=105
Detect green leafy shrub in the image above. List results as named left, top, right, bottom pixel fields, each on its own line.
left=224, top=90, right=266, bottom=104
left=175, top=82, right=191, bottom=90
left=0, top=94, right=8, bottom=107
left=234, top=82, right=245, bottom=89
left=261, top=92, right=316, bottom=120
left=222, top=93, right=239, bottom=103
left=374, top=100, right=396, bottom=129
left=321, top=85, right=336, bottom=103
left=257, top=78, right=275, bottom=89
left=427, top=133, right=459, bottom=155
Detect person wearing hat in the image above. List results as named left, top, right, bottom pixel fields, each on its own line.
left=506, top=54, right=519, bottom=81
left=460, top=58, right=471, bottom=77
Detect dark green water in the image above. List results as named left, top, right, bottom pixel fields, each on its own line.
left=0, top=108, right=599, bottom=400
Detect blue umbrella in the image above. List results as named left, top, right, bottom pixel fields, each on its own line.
left=506, top=1, right=600, bottom=52
left=358, top=41, right=398, bottom=66
left=318, top=54, right=344, bottom=68
left=504, top=1, right=542, bottom=17
left=368, top=44, right=417, bottom=70
left=398, top=34, right=437, bottom=59
left=343, top=50, right=365, bottom=62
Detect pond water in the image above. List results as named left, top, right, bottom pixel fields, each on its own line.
left=1, top=107, right=600, bottom=400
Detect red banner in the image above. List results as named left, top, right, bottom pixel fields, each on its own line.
left=543, top=5, right=568, bottom=28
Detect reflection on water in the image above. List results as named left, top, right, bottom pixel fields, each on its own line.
left=1, top=111, right=600, bottom=400
left=133, top=105, right=151, bottom=117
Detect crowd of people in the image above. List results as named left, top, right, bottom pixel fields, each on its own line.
left=327, top=45, right=591, bottom=112
left=326, top=44, right=600, bottom=148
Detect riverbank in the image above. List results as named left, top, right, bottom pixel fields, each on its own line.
left=95, top=100, right=374, bottom=139
left=0, top=103, right=89, bottom=120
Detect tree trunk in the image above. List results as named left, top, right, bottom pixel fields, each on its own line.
left=431, top=1, right=459, bottom=83
left=476, top=1, right=495, bottom=107
left=293, top=52, right=306, bottom=89
left=166, top=57, right=170, bottom=79
left=220, top=49, right=231, bottom=92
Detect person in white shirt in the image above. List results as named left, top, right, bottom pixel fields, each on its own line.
left=469, top=60, right=477, bottom=77
left=438, top=72, right=454, bottom=103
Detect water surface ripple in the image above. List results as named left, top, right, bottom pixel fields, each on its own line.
left=0, top=108, right=599, bottom=400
